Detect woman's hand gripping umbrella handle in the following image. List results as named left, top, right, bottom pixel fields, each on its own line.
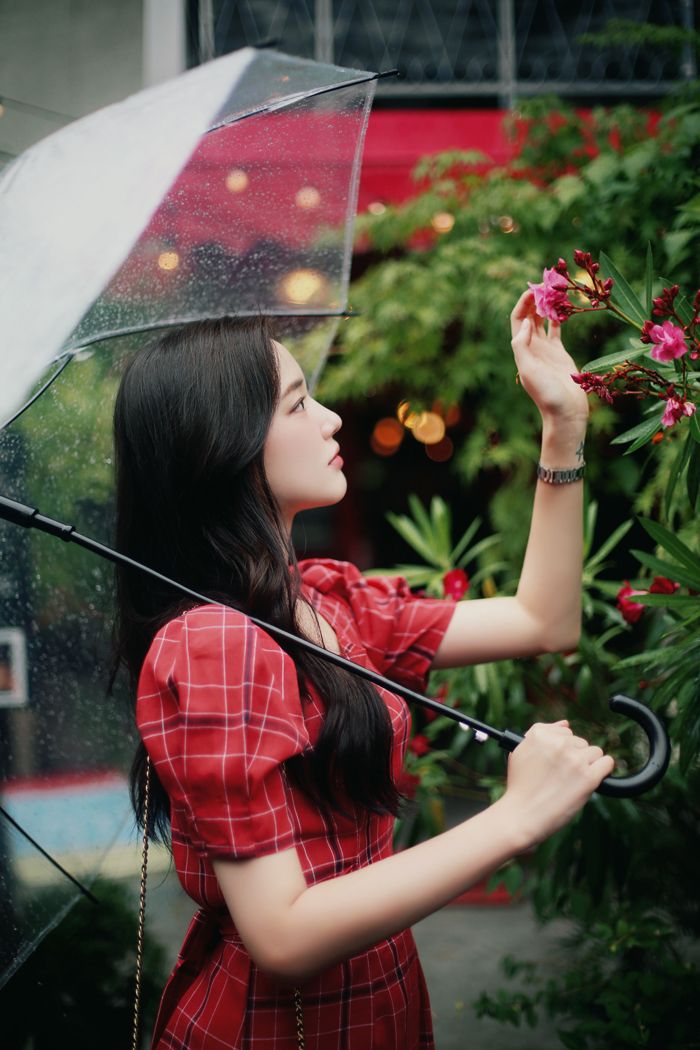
left=499, top=694, right=670, bottom=798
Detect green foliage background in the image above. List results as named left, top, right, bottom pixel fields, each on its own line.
left=318, top=86, right=700, bottom=1049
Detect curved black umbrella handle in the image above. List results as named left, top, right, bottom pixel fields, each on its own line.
left=499, top=694, right=670, bottom=799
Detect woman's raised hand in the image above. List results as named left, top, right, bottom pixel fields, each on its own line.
left=500, top=719, right=615, bottom=848
left=510, top=289, right=589, bottom=424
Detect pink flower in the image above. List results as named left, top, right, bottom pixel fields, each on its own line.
left=616, top=582, right=646, bottom=624
left=442, top=568, right=469, bottom=601
left=648, top=321, right=688, bottom=362
left=661, top=396, right=697, bottom=428
left=409, top=734, right=431, bottom=757
left=528, top=268, right=574, bottom=323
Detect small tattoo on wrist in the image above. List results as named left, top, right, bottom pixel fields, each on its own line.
left=576, top=441, right=585, bottom=463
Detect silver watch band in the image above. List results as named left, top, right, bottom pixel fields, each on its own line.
left=536, top=462, right=585, bottom=484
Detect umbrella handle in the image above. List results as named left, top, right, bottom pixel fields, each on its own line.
left=498, top=693, right=670, bottom=798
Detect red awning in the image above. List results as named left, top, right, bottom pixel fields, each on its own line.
left=357, top=108, right=512, bottom=208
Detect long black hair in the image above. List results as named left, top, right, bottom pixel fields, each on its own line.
left=112, top=316, right=400, bottom=841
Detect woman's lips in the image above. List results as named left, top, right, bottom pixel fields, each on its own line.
left=329, top=454, right=344, bottom=469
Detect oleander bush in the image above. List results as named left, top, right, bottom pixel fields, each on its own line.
left=322, top=81, right=700, bottom=1049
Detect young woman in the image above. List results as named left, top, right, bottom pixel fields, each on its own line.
left=113, top=290, right=614, bottom=1049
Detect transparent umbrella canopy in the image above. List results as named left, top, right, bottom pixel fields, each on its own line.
left=0, top=46, right=379, bottom=989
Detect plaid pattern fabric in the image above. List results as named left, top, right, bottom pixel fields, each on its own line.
left=137, top=560, right=456, bottom=1049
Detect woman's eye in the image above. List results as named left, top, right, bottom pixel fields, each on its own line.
left=293, top=397, right=306, bottom=412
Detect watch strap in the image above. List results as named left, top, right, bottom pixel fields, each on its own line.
left=536, top=462, right=585, bottom=484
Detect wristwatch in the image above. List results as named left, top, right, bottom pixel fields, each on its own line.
left=536, top=462, right=585, bottom=484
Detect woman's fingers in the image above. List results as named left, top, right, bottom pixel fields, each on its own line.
left=547, top=318, right=561, bottom=342
left=512, top=316, right=532, bottom=350
left=510, top=289, right=534, bottom=339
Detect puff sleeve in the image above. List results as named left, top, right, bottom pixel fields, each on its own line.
left=299, top=559, right=457, bottom=694
left=136, top=604, right=310, bottom=859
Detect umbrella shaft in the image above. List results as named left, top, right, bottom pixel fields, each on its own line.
left=0, top=493, right=504, bottom=744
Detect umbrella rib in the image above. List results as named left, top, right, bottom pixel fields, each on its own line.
left=0, top=353, right=73, bottom=432
left=0, top=803, right=99, bottom=905
left=60, top=311, right=360, bottom=354
left=206, top=68, right=399, bottom=133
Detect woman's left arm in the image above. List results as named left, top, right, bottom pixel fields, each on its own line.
left=433, top=289, right=589, bottom=668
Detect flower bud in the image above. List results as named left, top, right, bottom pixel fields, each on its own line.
left=640, top=319, right=654, bottom=344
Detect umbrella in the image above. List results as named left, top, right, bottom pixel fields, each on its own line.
left=0, top=44, right=385, bottom=991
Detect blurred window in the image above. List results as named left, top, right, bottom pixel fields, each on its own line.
left=193, top=0, right=697, bottom=103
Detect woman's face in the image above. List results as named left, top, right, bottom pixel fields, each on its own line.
left=264, top=340, right=346, bottom=529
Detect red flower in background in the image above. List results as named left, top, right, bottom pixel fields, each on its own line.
left=649, top=575, right=680, bottom=595
left=397, top=771, right=421, bottom=799
left=616, top=582, right=646, bottom=624
left=617, top=576, right=680, bottom=623
left=442, top=568, right=469, bottom=601
left=409, top=734, right=431, bottom=757
left=425, top=683, right=450, bottom=722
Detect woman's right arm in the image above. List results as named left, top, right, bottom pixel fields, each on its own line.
left=213, top=720, right=614, bottom=983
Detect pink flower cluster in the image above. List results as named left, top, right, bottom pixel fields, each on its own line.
left=527, top=267, right=574, bottom=323
left=534, top=251, right=700, bottom=435
left=641, top=319, right=689, bottom=362
left=661, top=396, right=697, bottom=428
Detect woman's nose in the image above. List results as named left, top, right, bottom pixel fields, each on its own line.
left=320, top=406, right=342, bottom=437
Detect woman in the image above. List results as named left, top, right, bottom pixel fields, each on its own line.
left=113, top=290, right=614, bottom=1049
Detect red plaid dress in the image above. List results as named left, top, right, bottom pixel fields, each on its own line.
left=137, top=559, right=456, bottom=1050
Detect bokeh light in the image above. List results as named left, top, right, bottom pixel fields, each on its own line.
left=426, top=436, right=453, bottom=462
left=499, top=215, right=518, bottom=233
left=279, top=268, right=327, bottom=305
left=431, top=211, right=455, bottom=234
left=295, top=186, right=321, bottom=209
left=412, top=412, right=446, bottom=444
left=157, top=251, right=179, bottom=271
left=371, top=417, right=404, bottom=456
left=225, top=168, right=249, bottom=193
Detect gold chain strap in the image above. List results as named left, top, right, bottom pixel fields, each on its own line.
left=294, top=987, right=306, bottom=1049
left=130, top=760, right=303, bottom=1049
left=131, top=757, right=151, bottom=1050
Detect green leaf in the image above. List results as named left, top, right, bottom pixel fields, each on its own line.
left=385, top=512, right=440, bottom=566
left=458, top=533, right=501, bottom=568
left=634, top=592, right=700, bottom=607
left=407, top=493, right=433, bottom=541
left=631, top=549, right=700, bottom=591
left=691, top=412, right=700, bottom=444
left=665, top=432, right=693, bottom=517
left=430, top=496, right=452, bottom=558
left=581, top=342, right=650, bottom=373
left=688, top=441, right=700, bottom=509
left=449, top=517, right=482, bottom=565
left=585, top=519, right=634, bottom=572
left=610, top=408, right=665, bottom=453
left=645, top=242, right=654, bottom=314
left=638, top=517, right=700, bottom=572
left=599, top=251, right=648, bottom=327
